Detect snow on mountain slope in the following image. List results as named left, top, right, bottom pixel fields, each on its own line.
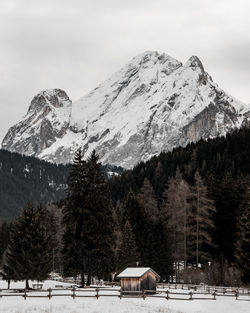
left=2, top=51, right=250, bottom=168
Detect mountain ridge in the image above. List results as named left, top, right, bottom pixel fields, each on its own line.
left=2, top=51, right=250, bottom=168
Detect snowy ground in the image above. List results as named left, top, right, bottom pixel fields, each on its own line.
left=0, top=280, right=250, bottom=313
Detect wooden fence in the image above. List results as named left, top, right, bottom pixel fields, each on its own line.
left=1, top=287, right=250, bottom=301
left=157, top=282, right=250, bottom=294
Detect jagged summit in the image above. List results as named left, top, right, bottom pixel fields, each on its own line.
left=185, top=55, right=204, bottom=72
left=2, top=89, right=72, bottom=155
left=2, top=51, right=250, bottom=168
left=28, top=89, right=72, bottom=113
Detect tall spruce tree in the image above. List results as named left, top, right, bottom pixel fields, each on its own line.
left=122, top=191, right=148, bottom=264
left=84, top=150, right=115, bottom=281
left=0, top=221, right=12, bottom=265
left=4, top=203, right=53, bottom=288
left=235, top=185, right=250, bottom=284
left=62, top=149, right=115, bottom=285
left=62, top=148, right=88, bottom=285
left=210, top=173, right=245, bottom=284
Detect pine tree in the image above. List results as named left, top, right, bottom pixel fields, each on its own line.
left=0, top=221, right=12, bottom=265
left=4, top=203, right=53, bottom=288
left=62, top=149, right=116, bottom=284
left=210, top=173, right=245, bottom=284
left=62, top=148, right=88, bottom=285
left=122, top=191, right=148, bottom=264
left=117, top=220, right=140, bottom=271
left=83, top=150, right=116, bottom=281
left=235, top=186, right=250, bottom=284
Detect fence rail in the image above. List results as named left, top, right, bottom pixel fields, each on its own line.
left=156, top=283, right=250, bottom=295
left=1, top=286, right=250, bottom=301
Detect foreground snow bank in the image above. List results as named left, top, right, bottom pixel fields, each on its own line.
left=0, top=296, right=249, bottom=313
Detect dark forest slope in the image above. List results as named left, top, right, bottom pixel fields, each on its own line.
left=0, top=150, right=69, bottom=220
left=0, top=150, right=123, bottom=220
left=109, top=126, right=250, bottom=202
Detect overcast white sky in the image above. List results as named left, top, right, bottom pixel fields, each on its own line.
left=1, top=0, right=250, bottom=142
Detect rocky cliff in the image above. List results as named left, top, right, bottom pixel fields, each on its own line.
left=2, top=51, right=250, bottom=168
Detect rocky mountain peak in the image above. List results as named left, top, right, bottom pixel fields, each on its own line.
left=130, top=50, right=182, bottom=72
left=2, top=89, right=72, bottom=156
left=28, top=89, right=72, bottom=114
left=2, top=51, right=250, bottom=168
left=185, top=55, right=204, bottom=72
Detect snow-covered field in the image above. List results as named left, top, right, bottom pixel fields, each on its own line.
left=1, top=295, right=250, bottom=313
left=0, top=280, right=249, bottom=313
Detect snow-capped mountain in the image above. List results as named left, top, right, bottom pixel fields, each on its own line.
left=2, top=51, right=250, bottom=168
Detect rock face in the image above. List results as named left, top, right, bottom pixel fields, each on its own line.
left=2, top=51, right=250, bottom=168
left=2, top=89, right=72, bottom=156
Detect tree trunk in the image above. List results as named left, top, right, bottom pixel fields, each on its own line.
left=220, top=253, right=225, bottom=285
left=80, top=272, right=85, bottom=288
left=25, top=278, right=29, bottom=289
left=8, top=280, right=10, bottom=289
left=87, top=273, right=91, bottom=286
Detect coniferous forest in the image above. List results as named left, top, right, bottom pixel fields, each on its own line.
left=0, top=127, right=250, bottom=286
left=0, top=149, right=123, bottom=220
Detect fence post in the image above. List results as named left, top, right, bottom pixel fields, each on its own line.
left=189, top=291, right=193, bottom=300
left=23, top=289, right=27, bottom=300
left=72, top=287, right=76, bottom=300
left=213, top=291, right=216, bottom=300
left=142, top=289, right=146, bottom=300
left=235, top=290, right=238, bottom=300
left=166, top=290, right=169, bottom=300
left=96, top=287, right=99, bottom=299
left=48, top=288, right=52, bottom=300
left=119, top=288, right=122, bottom=299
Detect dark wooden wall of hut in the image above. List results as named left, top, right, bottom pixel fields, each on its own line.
left=140, top=271, right=157, bottom=291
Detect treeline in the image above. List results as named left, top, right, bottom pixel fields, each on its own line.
left=0, top=149, right=123, bottom=220
left=109, top=127, right=250, bottom=200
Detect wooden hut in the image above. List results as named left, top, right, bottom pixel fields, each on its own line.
left=117, top=267, right=160, bottom=293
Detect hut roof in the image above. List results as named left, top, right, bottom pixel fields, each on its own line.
left=117, top=267, right=160, bottom=279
